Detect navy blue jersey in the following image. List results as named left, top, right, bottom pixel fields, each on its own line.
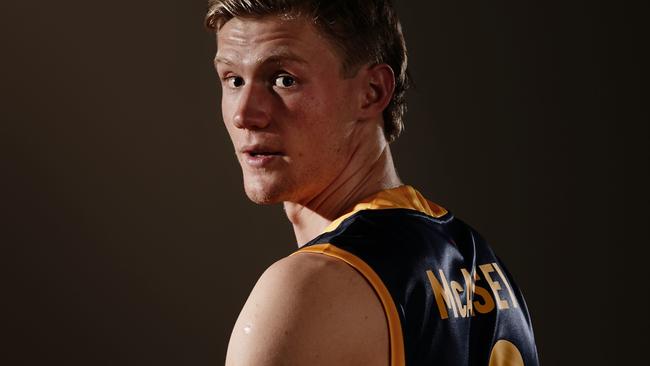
left=292, top=186, right=539, bottom=366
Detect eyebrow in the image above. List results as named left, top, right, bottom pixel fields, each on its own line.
left=214, top=50, right=308, bottom=68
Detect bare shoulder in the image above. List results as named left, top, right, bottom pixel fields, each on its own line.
left=225, top=252, right=389, bottom=366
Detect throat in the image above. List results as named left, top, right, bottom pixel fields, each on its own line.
left=284, top=204, right=333, bottom=247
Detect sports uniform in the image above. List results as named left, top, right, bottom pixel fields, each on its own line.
left=292, top=185, right=539, bottom=366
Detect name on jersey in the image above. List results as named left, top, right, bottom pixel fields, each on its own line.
left=425, top=262, right=518, bottom=319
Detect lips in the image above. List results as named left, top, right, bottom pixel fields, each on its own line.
left=241, top=144, right=284, bottom=168
left=242, top=145, right=283, bottom=157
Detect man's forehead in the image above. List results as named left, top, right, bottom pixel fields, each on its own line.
left=217, top=15, right=316, bottom=46
left=215, top=16, right=333, bottom=67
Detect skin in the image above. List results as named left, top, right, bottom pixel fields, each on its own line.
left=215, top=14, right=402, bottom=365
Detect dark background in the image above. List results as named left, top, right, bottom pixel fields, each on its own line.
left=2, top=0, right=647, bottom=365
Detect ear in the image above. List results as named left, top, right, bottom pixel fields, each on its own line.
left=358, top=63, right=396, bottom=120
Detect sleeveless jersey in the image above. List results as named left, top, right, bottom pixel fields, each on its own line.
left=292, top=185, right=539, bottom=366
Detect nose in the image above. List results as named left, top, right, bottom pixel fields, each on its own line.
left=231, top=82, right=272, bottom=130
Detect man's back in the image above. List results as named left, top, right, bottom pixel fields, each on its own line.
left=227, top=186, right=538, bottom=365
left=293, top=185, right=539, bottom=365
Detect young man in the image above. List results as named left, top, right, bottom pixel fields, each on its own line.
left=206, top=1, right=539, bottom=365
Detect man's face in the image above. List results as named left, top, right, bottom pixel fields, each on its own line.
left=215, top=16, right=365, bottom=204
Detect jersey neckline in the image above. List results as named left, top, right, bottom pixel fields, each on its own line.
left=322, top=185, right=448, bottom=235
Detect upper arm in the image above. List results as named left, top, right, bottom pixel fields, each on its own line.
left=225, top=252, right=389, bottom=366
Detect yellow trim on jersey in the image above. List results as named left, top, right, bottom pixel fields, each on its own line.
left=322, top=185, right=447, bottom=234
left=293, top=243, right=406, bottom=366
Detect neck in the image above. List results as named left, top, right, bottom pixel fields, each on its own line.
left=284, top=140, right=402, bottom=247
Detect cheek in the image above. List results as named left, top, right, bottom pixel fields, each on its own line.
left=290, top=87, right=348, bottom=127
left=220, top=95, right=239, bottom=138
left=288, top=108, right=353, bottom=170
left=221, top=90, right=237, bottom=123
left=290, top=103, right=336, bottom=144
left=221, top=94, right=233, bottom=124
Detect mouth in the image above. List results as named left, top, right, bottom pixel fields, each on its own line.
left=241, top=146, right=284, bottom=167
left=246, top=151, right=283, bottom=157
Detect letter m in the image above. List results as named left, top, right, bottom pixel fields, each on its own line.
left=426, top=269, right=458, bottom=319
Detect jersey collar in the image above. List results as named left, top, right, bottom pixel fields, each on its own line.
left=322, top=185, right=448, bottom=234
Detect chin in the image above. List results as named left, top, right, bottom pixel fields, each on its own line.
left=242, top=175, right=291, bottom=205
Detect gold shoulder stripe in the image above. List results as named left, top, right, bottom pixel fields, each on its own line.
left=292, top=244, right=406, bottom=366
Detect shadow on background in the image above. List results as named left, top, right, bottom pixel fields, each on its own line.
left=2, top=1, right=647, bottom=365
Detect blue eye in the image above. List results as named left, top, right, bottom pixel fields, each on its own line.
left=274, top=75, right=296, bottom=88
left=226, top=76, right=244, bottom=88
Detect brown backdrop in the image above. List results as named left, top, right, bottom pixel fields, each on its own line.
left=3, top=1, right=647, bottom=365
